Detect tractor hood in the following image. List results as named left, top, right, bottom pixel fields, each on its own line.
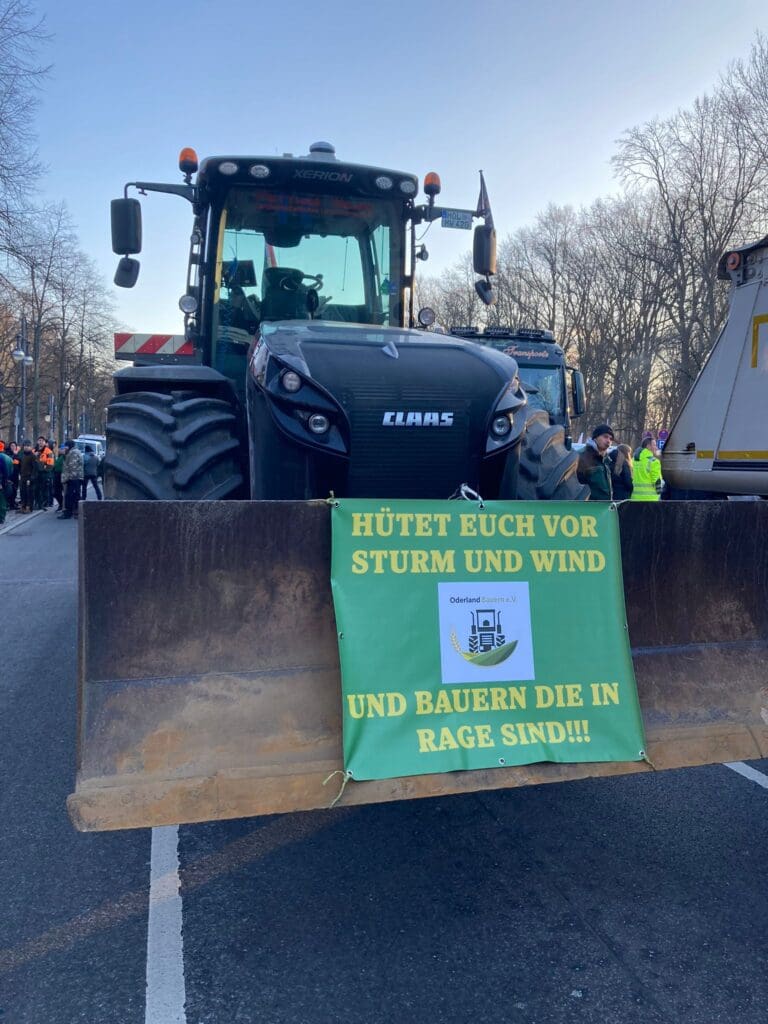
left=259, top=319, right=519, bottom=383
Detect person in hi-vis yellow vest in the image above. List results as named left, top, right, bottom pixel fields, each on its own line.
left=631, top=436, right=663, bottom=501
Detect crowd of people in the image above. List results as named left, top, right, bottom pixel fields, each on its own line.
left=0, top=422, right=667, bottom=522
left=0, top=437, right=103, bottom=526
left=577, top=424, right=664, bottom=502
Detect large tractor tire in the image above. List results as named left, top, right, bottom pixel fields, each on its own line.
left=516, top=409, right=590, bottom=500
left=103, top=390, right=245, bottom=500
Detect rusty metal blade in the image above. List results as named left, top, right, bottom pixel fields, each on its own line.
left=68, top=501, right=768, bottom=831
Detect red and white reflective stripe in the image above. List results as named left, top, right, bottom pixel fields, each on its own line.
left=114, top=333, right=195, bottom=357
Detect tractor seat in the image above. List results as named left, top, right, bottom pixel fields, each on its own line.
left=261, top=267, right=309, bottom=321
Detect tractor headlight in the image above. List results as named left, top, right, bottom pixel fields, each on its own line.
left=491, top=414, right=512, bottom=438
left=281, top=370, right=302, bottom=393
left=307, top=413, right=330, bottom=435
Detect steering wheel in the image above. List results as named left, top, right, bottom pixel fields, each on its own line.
left=278, top=272, right=324, bottom=292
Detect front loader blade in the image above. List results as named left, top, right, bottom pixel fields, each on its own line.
left=68, top=501, right=768, bottom=831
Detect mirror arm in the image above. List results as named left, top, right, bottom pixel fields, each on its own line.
left=124, top=181, right=197, bottom=203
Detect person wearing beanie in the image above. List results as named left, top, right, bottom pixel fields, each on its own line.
left=577, top=424, right=615, bottom=500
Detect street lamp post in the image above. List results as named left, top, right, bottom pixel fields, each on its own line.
left=63, top=380, right=74, bottom=440
left=11, top=318, right=34, bottom=444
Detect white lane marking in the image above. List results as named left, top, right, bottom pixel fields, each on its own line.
left=145, top=825, right=187, bottom=1024
left=724, top=761, right=768, bottom=789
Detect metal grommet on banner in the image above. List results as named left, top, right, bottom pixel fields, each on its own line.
left=640, top=749, right=656, bottom=769
left=323, top=769, right=353, bottom=808
left=326, top=490, right=340, bottom=508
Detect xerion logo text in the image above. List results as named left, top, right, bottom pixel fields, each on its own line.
left=293, top=169, right=354, bottom=182
left=382, top=411, right=454, bottom=427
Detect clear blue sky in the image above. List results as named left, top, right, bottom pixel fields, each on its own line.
left=34, top=0, right=768, bottom=334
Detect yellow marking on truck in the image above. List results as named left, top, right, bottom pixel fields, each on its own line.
left=695, top=451, right=714, bottom=459
left=715, top=451, right=768, bottom=461
left=752, top=314, right=768, bottom=368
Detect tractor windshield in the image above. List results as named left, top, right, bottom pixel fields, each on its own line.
left=213, top=187, right=404, bottom=344
left=517, top=366, right=564, bottom=419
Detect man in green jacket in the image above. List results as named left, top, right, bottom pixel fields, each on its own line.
left=631, top=436, right=663, bottom=501
left=577, top=424, right=614, bottom=500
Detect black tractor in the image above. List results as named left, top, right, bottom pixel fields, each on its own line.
left=106, top=143, right=588, bottom=502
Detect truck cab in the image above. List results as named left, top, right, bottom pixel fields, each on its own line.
left=450, top=327, right=586, bottom=446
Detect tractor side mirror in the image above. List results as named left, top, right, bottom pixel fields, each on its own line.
left=475, top=279, right=496, bottom=306
left=473, top=224, right=497, bottom=277
left=570, top=369, right=586, bottom=417
left=111, top=198, right=142, bottom=255
left=114, top=256, right=140, bottom=289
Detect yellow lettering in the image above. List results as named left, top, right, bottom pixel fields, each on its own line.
left=415, top=691, right=433, bottom=715
left=414, top=513, right=432, bottom=536
left=437, top=727, right=459, bottom=751
left=535, top=685, right=554, bottom=708
left=351, top=550, right=368, bottom=574
left=587, top=550, right=606, bottom=572
left=386, top=692, right=407, bottom=716
left=516, top=514, right=535, bottom=537
left=475, top=724, right=495, bottom=748
left=431, top=550, right=455, bottom=574
left=351, top=513, right=373, bottom=537
left=346, top=694, right=366, bottom=719
left=417, top=728, right=438, bottom=752
left=501, top=722, right=518, bottom=746
left=542, top=514, right=560, bottom=537
left=433, top=689, right=453, bottom=714
left=591, top=682, right=620, bottom=706
left=490, top=687, right=508, bottom=711
left=394, top=512, right=415, bottom=536
left=472, top=689, right=490, bottom=712
left=565, top=684, right=584, bottom=708
left=456, top=725, right=476, bottom=749
left=459, top=514, right=477, bottom=537
left=367, top=693, right=385, bottom=717
left=410, top=550, right=428, bottom=573
left=530, top=550, right=557, bottom=572
left=433, top=513, right=451, bottom=537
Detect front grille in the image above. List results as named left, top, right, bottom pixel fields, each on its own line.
left=306, top=343, right=502, bottom=498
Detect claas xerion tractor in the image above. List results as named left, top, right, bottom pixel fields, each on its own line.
left=66, top=144, right=767, bottom=832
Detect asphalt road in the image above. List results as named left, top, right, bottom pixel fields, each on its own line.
left=1, top=509, right=767, bottom=1023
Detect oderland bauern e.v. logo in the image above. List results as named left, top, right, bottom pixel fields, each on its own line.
left=437, top=582, right=535, bottom=684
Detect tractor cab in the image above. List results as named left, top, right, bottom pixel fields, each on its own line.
left=110, top=142, right=497, bottom=405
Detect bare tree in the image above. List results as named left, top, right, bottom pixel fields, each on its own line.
left=0, top=0, right=49, bottom=237
left=614, top=87, right=766, bottom=410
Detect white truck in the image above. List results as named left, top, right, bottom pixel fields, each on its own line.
left=663, top=236, right=768, bottom=497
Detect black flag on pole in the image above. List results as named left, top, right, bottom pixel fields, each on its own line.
left=475, top=171, right=494, bottom=229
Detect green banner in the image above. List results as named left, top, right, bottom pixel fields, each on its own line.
left=330, top=499, right=645, bottom=781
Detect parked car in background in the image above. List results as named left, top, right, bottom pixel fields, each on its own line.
left=73, top=434, right=106, bottom=461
